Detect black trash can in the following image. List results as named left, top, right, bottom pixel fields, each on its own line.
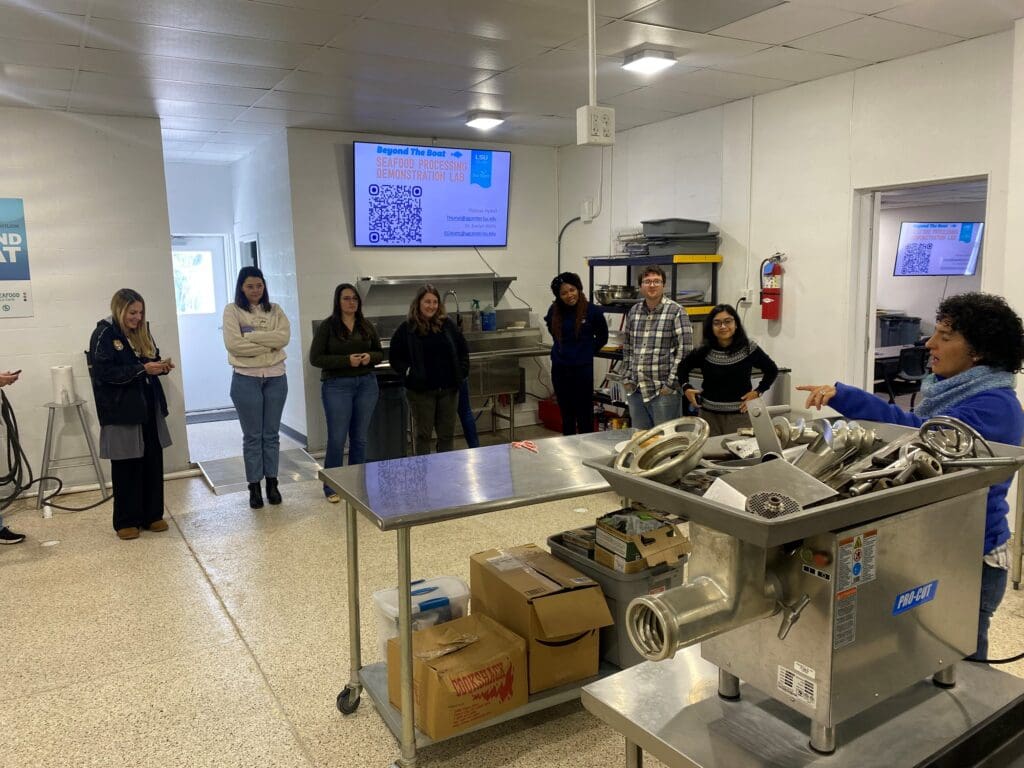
left=367, top=373, right=409, bottom=461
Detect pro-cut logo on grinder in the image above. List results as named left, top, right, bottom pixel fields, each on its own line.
left=892, top=580, right=938, bottom=615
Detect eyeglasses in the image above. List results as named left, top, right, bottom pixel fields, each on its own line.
left=641, top=280, right=663, bottom=286
left=712, top=318, right=735, bottom=327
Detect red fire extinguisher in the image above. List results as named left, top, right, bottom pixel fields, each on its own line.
left=760, top=253, right=785, bottom=321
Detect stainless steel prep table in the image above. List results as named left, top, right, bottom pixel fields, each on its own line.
left=581, top=653, right=1024, bottom=768
left=320, top=430, right=630, bottom=767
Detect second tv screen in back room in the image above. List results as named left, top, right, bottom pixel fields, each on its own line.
left=352, top=141, right=511, bottom=248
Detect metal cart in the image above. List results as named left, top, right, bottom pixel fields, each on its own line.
left=320, top=430, right=630, bottom=768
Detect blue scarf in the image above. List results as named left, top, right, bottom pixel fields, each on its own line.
left=914, top=365, right=1016, bottom=419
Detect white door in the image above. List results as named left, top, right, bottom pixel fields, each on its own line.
left=172, top=235, right=234, bottom=412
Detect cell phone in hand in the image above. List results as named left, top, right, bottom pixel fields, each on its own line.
left=10, top=370, right=21, bottom=375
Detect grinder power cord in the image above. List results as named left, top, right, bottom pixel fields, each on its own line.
left=0, top=390, right=109, bottom=513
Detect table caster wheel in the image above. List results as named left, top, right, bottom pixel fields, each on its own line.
left=337, top=685, right=361, bottom=715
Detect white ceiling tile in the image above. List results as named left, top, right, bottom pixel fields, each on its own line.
left=0, top=89, right=69, bottom=109
left=791, top=15, right=961, bottom=61
left=0, top=38, right=81, bottom=69
left=607, top=82, right=726, bottom=114
left=1, top=64, right=75, bottom=90
left=563, top=21, right=769, bottom=67
left=719, top=45, right=868, bottom=80
left=246, top=0, right=377, bottom=13
left=74, top=71, right=266, bottom=106
left=712, top=3, right=863, bottom=44
left=186, top=148, right=251, bottom=161
left=272, top=72, right=465, bottom=110
left=87, top=0, right=356, bottom=46
left=26, top=1, right=92, bottom=12
left=364, top=0, right=586, bottom=47
left=161, top=128, right=221, bottom=142
left=155, top=100, right=248, bottom=120
left=786, top=0, right=914, bottom=13
left=205, top=133, right=270, bottom=145
left=327, top=18, right=549, bottom=70
left=85, top=18, right=320, bottom=68
left=78, top=49, right=291, bottom=89
left=668, top=68, right=793, bottom=98
left=68, top=91, right=159, bottom=116
left=501, top=0, right=656, bottom=18
left=299, top=48, right=498, bottom=91
left=159, top=116, right=239, bottom=132
left=877, top=0, right=1024, bottom=39
left=628, top=0, right=786, bottom=34
left=0, top=7, right=86, bottom=46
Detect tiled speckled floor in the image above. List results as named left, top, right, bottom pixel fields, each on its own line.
left=2, top=423, right=1023, bottom=768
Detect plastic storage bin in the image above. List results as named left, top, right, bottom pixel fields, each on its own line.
left=641, top=218, right=711, bottom=237
left=373, top=576, right=470, bottom=659
left=548, top=530, right=685, bottom=668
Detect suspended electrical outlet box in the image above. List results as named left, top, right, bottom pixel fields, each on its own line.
left=576, top=105, right=615, bottom=146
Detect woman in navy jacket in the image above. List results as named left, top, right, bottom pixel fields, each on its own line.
left=88, top=289, right=174, bottom=540
left=545, top=272, right=608, bottom=435
left=800, top=292, right=1024, bottom=661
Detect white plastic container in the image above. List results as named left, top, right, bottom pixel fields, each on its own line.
left=372, top=576, right=470, bottom=659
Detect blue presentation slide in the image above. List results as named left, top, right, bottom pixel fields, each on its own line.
left=894, top=222, right=983, bottom=277
left=353, top=142, right=511, bottom=247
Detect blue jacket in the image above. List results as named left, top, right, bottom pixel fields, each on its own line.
left=545, top=302, right=608, bottom=368
left=831, top=382, right=1023, bottom=553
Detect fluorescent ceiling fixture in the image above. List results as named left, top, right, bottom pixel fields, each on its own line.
left=465, top=111, right=504, bottom=130
left=622, top=49, right=676, bottom=74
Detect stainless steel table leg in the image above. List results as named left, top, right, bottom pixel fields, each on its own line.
left=718, top=669, right=740, bottom=700
left=809, top=721, right=835, bottom=754
left=75, top=402, right=109, bottom=499
left=397, top=527, right=417, bottom=767
left=933, top=663, right=956, bottom=688
left=346, top=502, right=362, bottom=690
left=509, top=395, right=515, bottom=442
left=625, top=739, right=643, bottom=768
left=1012, top=468, right=1024, bottom=590
left=36, top=406, right=56, bottom=509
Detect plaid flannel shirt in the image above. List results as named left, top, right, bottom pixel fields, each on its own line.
left=622, top=297, right=693, bottom=402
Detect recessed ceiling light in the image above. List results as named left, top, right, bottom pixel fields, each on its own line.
left=465, top=111, right=505, bottom=130
left=622, top=49, right=676, bottom=74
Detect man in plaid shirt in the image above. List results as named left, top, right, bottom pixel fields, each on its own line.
left=622, top=266, right=693, bottom=428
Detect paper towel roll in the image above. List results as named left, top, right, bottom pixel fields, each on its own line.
left=51, top=365, right=77, bottom=405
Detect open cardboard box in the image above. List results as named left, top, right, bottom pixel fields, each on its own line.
left=470, top=543, right=613, bottom=693
left=595, top=512, right=690, bottom=574
left=386, top=613, right=527, bottom=740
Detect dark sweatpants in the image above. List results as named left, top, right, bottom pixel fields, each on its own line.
left=110, top=400, right=164, bottom=531
left=552, top=363, right=595, bottom=436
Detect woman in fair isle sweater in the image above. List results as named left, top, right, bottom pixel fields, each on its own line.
left=678, top=303, right=779, bottom=436
left=223, top=267, right=291, bottom=509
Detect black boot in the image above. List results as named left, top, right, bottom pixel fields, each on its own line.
left=265, top=477, right=282, bottom=505
left=248, top=482, right=264, bottom=509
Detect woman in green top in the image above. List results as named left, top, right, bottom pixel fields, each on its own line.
left=309, top=283, right=383, bottom=501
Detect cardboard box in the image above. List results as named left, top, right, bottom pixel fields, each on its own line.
left=470, top=543, right=614, bottom=693
left=386, top=613, right=527, bottom=741
left=595, top=514, right=689, bottom=574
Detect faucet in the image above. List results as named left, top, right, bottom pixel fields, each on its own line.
left=443, top=289, right=462, bottom=329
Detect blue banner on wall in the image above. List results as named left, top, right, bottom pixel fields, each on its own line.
left=0, top=198, right=34, bottom=318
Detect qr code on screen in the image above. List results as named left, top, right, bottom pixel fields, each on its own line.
left=367, top=184, right=423, bottom=244
left=897, top=242, right=932, bottom=275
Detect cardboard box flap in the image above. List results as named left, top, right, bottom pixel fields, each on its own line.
left=532, top=587, right=613, bottom=638
left=512, top=545, right=599, bottom=591
left=477, top=547, right=565, bottom=599
left=636, top=526, right=690, bottom=567
left=414, top=628, right=479, bottom=662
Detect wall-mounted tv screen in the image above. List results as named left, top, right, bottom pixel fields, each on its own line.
left=352, top=141, right=511, bottom=247
left=894, top=221, right=983, bottom=277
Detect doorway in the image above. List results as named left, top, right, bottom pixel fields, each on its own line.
left=852, top=178, right=988, bottom=399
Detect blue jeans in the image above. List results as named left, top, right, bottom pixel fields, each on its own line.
left=627, top=389, right=681, bottom=430
left=971, top=563, right=1008, bottom=660
left=322, top=374, right=379, bottom=495
left=457, top=378, right=480, bottom=448
left=230, top=372, right=288, bottom=483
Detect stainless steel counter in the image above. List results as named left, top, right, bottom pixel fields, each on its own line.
left=581, top=654, right=1024, bottom=767
left=320, top=429, right=626, bottom=531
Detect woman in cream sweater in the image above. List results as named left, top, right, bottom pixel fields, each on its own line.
left=223, top=267, right=291, bottom=509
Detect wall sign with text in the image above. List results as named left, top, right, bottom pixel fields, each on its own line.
left=0, top=198, right=33, bottom=318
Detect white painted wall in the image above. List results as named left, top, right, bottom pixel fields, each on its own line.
left=876, top=203, right=986, bottom=335
left=558, top=31, right=1015, bottom=403
left=285, top=129, right=557, bottom=452
left=0, top=107, right=188, bottom=486
left=165, top=163, right=234, bottom=236
left=231, top=133, right=306, bottom=439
